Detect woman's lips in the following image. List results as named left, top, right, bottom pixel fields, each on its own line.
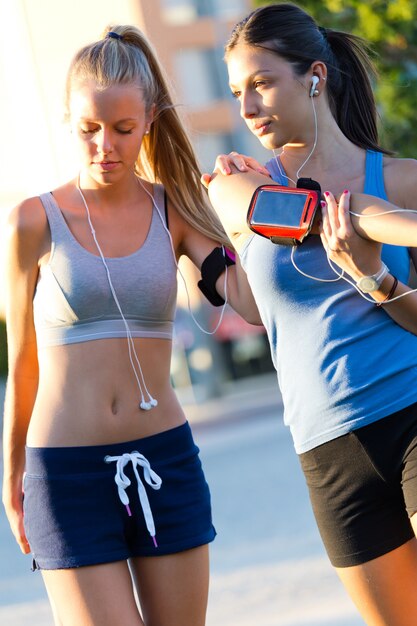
left=94, top=161, right=119, bottom=171
left=252, top=122, right=271, bottom=136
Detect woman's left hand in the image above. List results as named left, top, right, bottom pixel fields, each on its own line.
left=201, top=152, right=270, bottom=189
left=319, top=190, right=383, bottom=280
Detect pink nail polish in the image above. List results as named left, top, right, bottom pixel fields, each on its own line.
left=343, top=189, right=349, bottom=194
left=324, top=191, right=330, bottom=197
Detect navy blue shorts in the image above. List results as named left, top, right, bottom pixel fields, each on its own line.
left=24, top=422, right=216, bottom=570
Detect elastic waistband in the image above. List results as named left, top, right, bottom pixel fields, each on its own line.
left=25, top=421, right=196, bottom=475
left=35, top=318, right=174, bottom=348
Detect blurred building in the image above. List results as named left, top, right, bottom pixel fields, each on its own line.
left=0, top=0, right=274, bottom=392
left=141, top=0, right=270, bottom=170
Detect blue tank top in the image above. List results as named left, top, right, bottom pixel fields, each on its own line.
left=240, top=150, right=417, bottom=453
left=34, top=184, right=177, bottom=348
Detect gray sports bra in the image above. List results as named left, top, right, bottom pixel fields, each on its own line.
left=33, top=184, right=177, bottom=348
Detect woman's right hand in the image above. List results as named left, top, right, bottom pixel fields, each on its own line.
left=201, top=151, right=270, bottom=188
left=2, top=479, right=31, bottom=554
left=319, top=190, right=383, bottom=280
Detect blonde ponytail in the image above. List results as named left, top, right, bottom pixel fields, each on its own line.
left=66, top=24, right=230, bottom=247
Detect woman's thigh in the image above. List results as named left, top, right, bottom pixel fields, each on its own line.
left=335, top=537, right=417, bottom=626
left=42, top=560, right=143, bottom=626
left=130, top=544, right=209, bottom=626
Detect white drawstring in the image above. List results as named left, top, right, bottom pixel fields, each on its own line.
left=104, top=451, right=162, bottom=547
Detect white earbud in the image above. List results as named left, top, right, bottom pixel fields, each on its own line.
left=309, top=76, right=320, bottom=97
left=139, top=397, right=158, bottom=411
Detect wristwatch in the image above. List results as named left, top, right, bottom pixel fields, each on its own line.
left=356, top=262, right=389, bottom=293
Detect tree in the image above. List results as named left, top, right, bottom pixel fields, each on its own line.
left=253, top=0, right=417, bottom=156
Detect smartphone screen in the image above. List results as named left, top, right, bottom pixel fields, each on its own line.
left=251, top=189, right=309, bottom=227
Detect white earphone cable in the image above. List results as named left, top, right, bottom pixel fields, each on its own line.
left=271, top=84, right=417, bottom=305
left=273, top=86, right=319, bottom=186
left=77, top=180, right=157, bottom=411
left=136, top=178, right=229, bottom=335
left=291, top=243, right=417, bottom=305
left=290, top=245, right=343, bottom=282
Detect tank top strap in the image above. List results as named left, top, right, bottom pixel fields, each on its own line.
left=364, top=150, right=388, bottom=200
left=265, top=156, right=290, bottom=186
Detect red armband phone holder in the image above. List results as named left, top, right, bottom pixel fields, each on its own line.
left=247, top=178, right=321, bottom=245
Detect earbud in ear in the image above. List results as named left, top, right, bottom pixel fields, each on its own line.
left=309, top=76, right=320, bottom=97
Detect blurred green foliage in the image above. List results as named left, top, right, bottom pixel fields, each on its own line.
left=0, top=318, right=7, bottom=377
left=253, top=0, right=417, bottom=156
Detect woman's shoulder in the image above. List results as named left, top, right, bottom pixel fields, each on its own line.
left=383, top=155, right=417, bottom=206
left=4, top=196, right=50, bottom=270
left=7, top=195, right=47, bottom=236
left=8, top=180, right=74, bottom=233
left=383, top=154, right=417, bottom=175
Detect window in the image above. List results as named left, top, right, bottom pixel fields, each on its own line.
left=174, top=48, right=223, bottom=106
left=161, top=0, right=248, bottom=24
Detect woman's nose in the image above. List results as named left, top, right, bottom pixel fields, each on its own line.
left=95, top=129, right=113, bottom=155
left=240, top=91, right=258, bottom=119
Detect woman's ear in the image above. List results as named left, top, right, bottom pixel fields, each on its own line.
left=309, top=60, right=327, bottom=85
left=146, top=103, right=156, bottom=130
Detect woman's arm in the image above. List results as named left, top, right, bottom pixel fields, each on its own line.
left=180, top=223, right=262, bottom=325
left=348, top=193, right=417, bottom=247
left=166, top=192, right=262, bottom=324
left=2, top=198, right=46, bottom=553
left=320, top=191, right=417, bottom=334
left=205, top=162, right=417, bottom=333
left=205, top=168, right=417, bottom=247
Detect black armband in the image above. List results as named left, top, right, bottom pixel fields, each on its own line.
left=198, top=246, right=236, bottom=306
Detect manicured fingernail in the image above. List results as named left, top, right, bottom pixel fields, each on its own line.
left=239, top=164, right=247, bottom=171
left=343, top=189, right=349, bottom=194
left=320, top=201, right=326, bottom=207
left=324, top=191, right=330, bottom=196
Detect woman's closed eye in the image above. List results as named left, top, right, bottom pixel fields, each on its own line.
left=80, top=127, right=98, bottom=134
left=79, top=127, right=133, bottom=135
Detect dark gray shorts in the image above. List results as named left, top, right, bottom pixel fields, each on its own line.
left=299, top=402, right=417, bottom=567
left=24, top=422, right=216, bottom=570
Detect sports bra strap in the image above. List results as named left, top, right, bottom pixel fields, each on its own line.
left=152, top=184, right=168, bottom=227
left=38, top=192, right=67, bottom=236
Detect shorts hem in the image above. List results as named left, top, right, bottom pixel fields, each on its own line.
left=32, top=528, right=217, bottom=570
left=329, top=530, right=415, bottom=568
left=131, top=527, right=217, bottom=558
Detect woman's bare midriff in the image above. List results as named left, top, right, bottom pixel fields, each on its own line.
left=27, top=336, right=186, bottom=447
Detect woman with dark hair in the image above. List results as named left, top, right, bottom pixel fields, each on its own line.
left=203, top=3, right=417, bottom=624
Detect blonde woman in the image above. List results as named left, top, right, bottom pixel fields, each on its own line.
left=2, top=26, right=259, bottom=626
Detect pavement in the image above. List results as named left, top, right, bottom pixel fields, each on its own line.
left=180, top=371, right=282, bottom=427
